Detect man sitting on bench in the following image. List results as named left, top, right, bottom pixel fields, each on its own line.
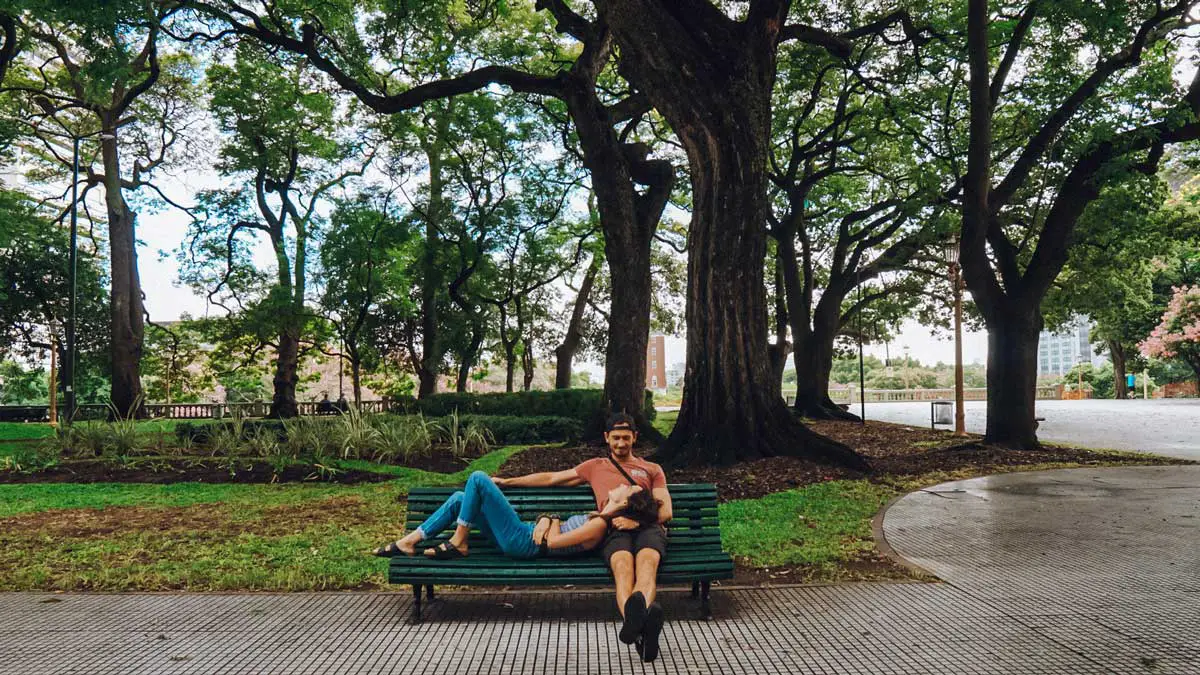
left=495, top=412, right=673, bottom=662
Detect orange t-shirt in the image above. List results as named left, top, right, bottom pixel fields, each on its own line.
left=574, top=456, right=667, bottom=509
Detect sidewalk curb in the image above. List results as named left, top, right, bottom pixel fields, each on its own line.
left=871, top=493, right=939, bottom=580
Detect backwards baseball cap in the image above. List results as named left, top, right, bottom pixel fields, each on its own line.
left=605, top=412, right=638, bottom=433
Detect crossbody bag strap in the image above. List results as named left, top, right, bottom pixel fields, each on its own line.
left=607, top=455, right=638, bottom=486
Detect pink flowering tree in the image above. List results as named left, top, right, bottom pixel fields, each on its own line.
left=1140, top=285, right=1200, bottom=383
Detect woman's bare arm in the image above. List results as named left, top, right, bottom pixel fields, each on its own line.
left=545, top=516, right=608, bottom=550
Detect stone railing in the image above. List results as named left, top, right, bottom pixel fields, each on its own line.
left=784, top=384, right=1064, bottom=406
left=5, top=400, right=392, bottom=422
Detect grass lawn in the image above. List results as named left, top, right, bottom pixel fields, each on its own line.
left=0, top=409, right=1186, bottom=590
left=0, top=423, right=56, bottom=441
left=0, top=446, right=522, bottom=591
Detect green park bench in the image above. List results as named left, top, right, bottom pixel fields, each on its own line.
left=389, top=483, right=734, bottom=622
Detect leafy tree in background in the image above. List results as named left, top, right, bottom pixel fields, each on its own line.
left=767, top=15, right=951, bottom=420
left=141, top=320, right=214, bottom=404
left=959, top=0, right=1200, bottom=449
left=0, top=188, right=108, bottom=408
left=1044, top=175, right=1183, bottom=398
left=1141, top=284, right=1200, bottom=384
left=318, top=190, right=417, bottom=405
left=2, top=1, right=201, bottom=417
left=0, top=361, right=48, bottom=404
left=181, top=0, right=679, bottom=441
left=180, top=43, right=370, bottom=417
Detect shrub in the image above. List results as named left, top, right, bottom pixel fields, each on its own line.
left=447, top=414, right=582, bottom=444
left=175, top=411, right=583, bottom=460
left=389, top=389, right=655, bottom=430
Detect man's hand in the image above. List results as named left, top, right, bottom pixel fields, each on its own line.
left=610, top=516, right=639, bottom=531
left=492, top=476, right=508, bottom=487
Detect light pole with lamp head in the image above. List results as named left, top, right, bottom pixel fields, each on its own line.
left=944, top=236, right=967, bottom=437
left=63, top=118, right=134, bottom=425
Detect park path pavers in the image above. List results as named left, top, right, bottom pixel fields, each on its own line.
left=1, top=465, right=1197, bottom=674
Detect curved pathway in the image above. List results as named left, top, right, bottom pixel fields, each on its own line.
left=883, top=465, right=1200, bottom=673
left=0, top=467, right=1196, bottom=674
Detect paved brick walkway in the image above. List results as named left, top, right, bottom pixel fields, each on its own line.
left=1, top=466, right=1196, bottom=674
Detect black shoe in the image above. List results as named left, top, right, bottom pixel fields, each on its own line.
left=619, top=592, right=647, bottom=644
left=640, top=602, right=664, bottom=662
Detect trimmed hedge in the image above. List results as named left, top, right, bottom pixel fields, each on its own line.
left=175, top=414, right=583, bottom=446
left=451, top=415, right=582, bottom=444
left=390, top=389, right=655, bottom=429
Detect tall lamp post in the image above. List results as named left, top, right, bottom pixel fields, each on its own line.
left=62, top=120, right=133, bottom=424
left=945, top=237, right=967, bottom=437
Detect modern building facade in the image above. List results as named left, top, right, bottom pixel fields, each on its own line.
left=1037, top=316, right=1106, bottom=376
left=645, top=334, right=667, bottom=390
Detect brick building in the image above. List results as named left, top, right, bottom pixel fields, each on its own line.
left=645, top=334, right=667, bottom=391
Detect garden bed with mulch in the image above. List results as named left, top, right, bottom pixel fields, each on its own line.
left=0, top=459, right=400, bottom=484
left=0, top=447, right=484, bottom=484
left=497, top=419, right=1191, bottom=502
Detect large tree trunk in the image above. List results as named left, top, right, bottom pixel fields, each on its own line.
left=101, top=133, right=145, bottom=418
left=269, top=323, right=301, bottom=418
left=791, top=327, right=860, bottom=422
left=601, top=246, right=653, bottom=429
left=779, top=230, right=859, bottom=421
left=348, top=346, right=363, bottom=406
left=1110, top=340, right=1127, bottom=399
left=981, top=305, right=1042, bottom=448
left=561, top=62, right=664, bottom=441
left=601, top=5, right=865, bottom=469
left=417, top=141, right=448, bottom=399
left=555, top=256, right=600, bottom=389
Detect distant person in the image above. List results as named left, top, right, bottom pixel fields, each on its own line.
left=317, top=393, right=335, bottom=415
left=336, top=394, right=349, bottom=413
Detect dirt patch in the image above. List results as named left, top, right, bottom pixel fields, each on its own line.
left=0, top=495, right=377, bottom=542
left=497, top=420, right=1190, bottom=503
left=0, top=502, right=232, bottom=540
left=255, top=495, right=380, bottom=536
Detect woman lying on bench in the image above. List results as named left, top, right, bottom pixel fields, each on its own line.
left=373, top=470, right=660, bottom=559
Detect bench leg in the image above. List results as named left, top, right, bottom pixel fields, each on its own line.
left=691, top=581, right=700, bottom=598
left=412, top=585, right=423, bottom=623
left=699, top=581, right=712, bottom=621
left=425, top=585, right=435, bottom=601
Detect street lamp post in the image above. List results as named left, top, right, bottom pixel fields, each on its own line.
left=62, top=121, right=132, bottom=424
left=945, top=237, right=967, bottom=437
left=63, top=134, right=82, bottom=425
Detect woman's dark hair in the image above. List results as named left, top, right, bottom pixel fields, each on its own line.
left=623, top=489, right=661, bottom=526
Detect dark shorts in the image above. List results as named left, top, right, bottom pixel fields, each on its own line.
left=600, top=524, right=668, bottom=564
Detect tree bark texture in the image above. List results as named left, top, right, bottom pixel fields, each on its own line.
left=101, top=133, right=145, bottom=418
left=777, top=227, right=860, bottom=421
left=417, top=139, right=448, bottom=399
left=983, top=306, right=1043, bottom=447
left=559, top=34, right=668, bottom=440
left=352, top=361, right=362, bottom=406
left=600, top=3, right=866, bottom=469
left=555, top=255, right=600, bottom=388
left=270, top=323, right=301, bottom=418
left=1110, top=340, right=1127, bottom=399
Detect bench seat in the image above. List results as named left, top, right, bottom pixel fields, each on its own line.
left=389, top=483, right=733, bottom=620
